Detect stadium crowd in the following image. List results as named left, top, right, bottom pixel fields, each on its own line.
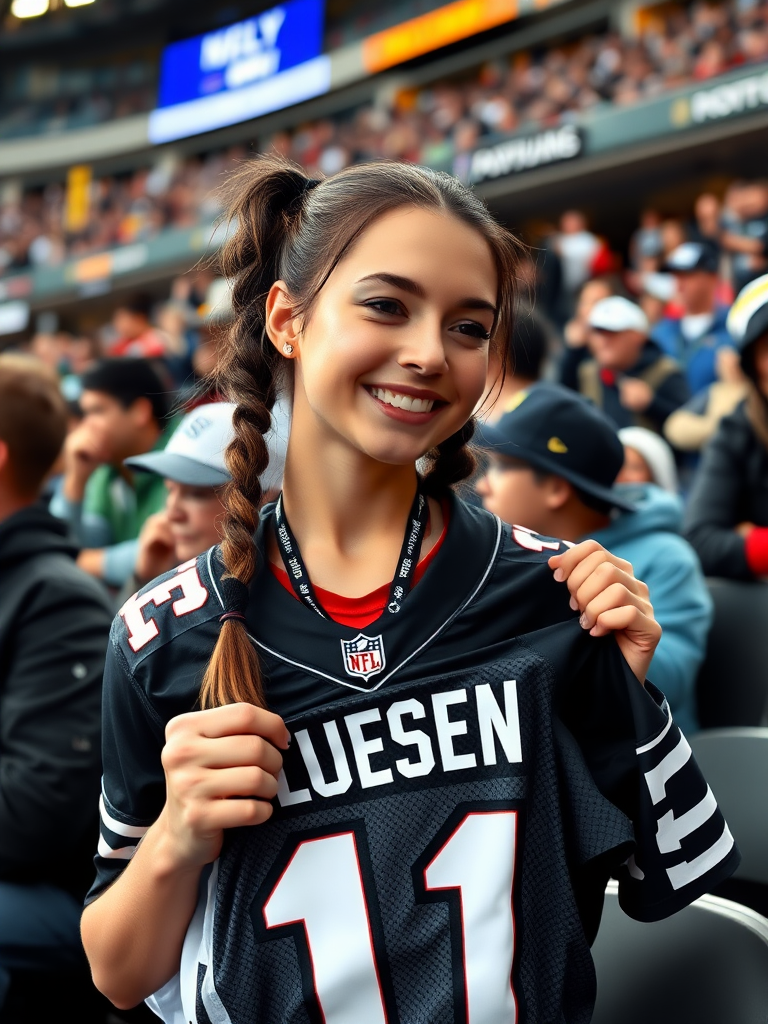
left=4, top=0, right=768, bottom=273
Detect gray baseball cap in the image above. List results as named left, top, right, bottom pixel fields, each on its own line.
left=125, top=399, right=289, bottom=490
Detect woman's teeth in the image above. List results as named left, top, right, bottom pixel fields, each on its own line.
left=371, top=387, right=435, bottom=413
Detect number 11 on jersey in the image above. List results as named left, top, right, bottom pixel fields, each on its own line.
left=263, top=807, right=519, bottom=1024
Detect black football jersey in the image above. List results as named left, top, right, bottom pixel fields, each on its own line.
left=88, top=496, right=739, bottom=1024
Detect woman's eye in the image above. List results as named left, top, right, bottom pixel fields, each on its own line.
left=455, top=321, right=491, bottom=341
left=363, top=298, right=405, bottom=317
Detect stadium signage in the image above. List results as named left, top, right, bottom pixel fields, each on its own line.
left=149, top=0, right=329, bottom=144
left=465, top=124, right=583, bottom=184
left=362, top=0, right=572, bottom=74
left=688, top=69, right=768, bottom=124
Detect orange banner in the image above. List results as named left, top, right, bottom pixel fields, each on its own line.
left=363, top=0, right=518, bottom=74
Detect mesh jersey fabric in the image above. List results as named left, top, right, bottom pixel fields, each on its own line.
left=88, top=495, right=739, bottom=1024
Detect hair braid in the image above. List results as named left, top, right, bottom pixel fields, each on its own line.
left=421, top=419, right=477, bottom=497
left=199, top=310, right=283, bottom=709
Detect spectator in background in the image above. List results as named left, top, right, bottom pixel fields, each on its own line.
left=476, top=383, right=710, bottom=734
left=664, top=346, right=748, bottom=454
left=0, top=355, right=111, bottom=1007
left=566, top=295, right=689, bottom=432
left=685, top=274, right=768, bottom=580
left=109, top=293, right=167, bottom=359
left=721, top=179, right=768, bottom=293
left=552, top=210, right=601, bottom=314
left=122, top=400, right=289, bottom=593
left=659, top=219, right=688, bottom=263
left=690, top=192, right=722, bottom=252
left=50, top=358, right=172, bottom=588
left=616, top=425, right=680, bottom=493
left=630, top=208, right=664, bottom=271
left=637, top=271, right=677, bottom=329
left=559, top=276, right=614, bottom=391
left=653, top=241, right=733, bottom=395
left=482, top=307, right=548, bottom=424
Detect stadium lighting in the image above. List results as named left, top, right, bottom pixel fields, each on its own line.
left=11, top=0, right=49, bottom=16
left=64, top=0, right=97, bottom=6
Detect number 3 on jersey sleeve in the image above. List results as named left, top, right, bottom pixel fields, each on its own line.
left=263, top=805, right=520, bottom=1024
left=119, top=560, right=208, bottom=653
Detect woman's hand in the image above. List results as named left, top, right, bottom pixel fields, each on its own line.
left=158, top=703, right=290, bottom=869
left=549, top=540, right=661, bottom=683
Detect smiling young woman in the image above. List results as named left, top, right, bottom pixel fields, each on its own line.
left=80, top=157, right=737, bottom=1024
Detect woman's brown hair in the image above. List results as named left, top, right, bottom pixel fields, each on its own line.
left=200, top=155, right=523, bottom=710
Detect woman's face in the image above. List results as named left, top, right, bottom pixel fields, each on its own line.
left=164, top=480, right=225, bottom=562
left=271, top=206, right=498, bottom=468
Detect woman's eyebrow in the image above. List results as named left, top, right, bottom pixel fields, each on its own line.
left=356, top=272, right=426, bottom=297
left=355, top=272, right=497, bottom=314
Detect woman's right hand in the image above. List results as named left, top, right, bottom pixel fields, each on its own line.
left=159, top=703, right=290, bottom=869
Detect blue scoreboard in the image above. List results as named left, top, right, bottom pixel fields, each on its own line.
left=149, top=0, right=328, bottom=143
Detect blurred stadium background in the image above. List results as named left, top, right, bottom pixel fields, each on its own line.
left=2, top=0, right=768, bottom=347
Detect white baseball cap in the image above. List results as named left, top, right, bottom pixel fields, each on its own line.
left=125, top=399, right=289, bottom=490
left=588, top=295, right=649, bottom=335
left=618, top=427, right=679, bottom=494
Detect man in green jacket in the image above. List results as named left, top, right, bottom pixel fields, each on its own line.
left=50, top=358, right=173, bottom=587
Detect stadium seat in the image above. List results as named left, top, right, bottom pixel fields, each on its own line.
left=591, top=882, right=768, bottom=1024
left=689, top=728, right=768, bottom=887
left=696, top=579, right=768, bottom=729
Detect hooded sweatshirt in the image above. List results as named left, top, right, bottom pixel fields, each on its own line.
left=588, top=484, right=712, bottom=735
left=0, top=505, right=112, bottom=897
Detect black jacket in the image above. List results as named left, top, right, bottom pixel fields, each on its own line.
left=0, top=505, right=112, bottom=897
left=684, top=402, right=768, bottom=579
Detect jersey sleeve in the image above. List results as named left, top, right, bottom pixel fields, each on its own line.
left=559, top=636, right=739, bottom=922
left=85, top=617, right=167, bottom=905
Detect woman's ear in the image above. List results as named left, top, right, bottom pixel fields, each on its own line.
left=265, top=281, right=301, bottom=358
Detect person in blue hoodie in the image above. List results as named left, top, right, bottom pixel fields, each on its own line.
left=652, top=241, right=734, bottom=396
left=476, top=382, right=712, bottom=735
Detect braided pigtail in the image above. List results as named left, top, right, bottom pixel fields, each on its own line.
left=420, top=419, right=477, bottom=498
left=199, top=158, right=313, bottom=710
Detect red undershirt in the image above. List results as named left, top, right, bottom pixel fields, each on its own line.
left=271, top=509, right=449, bottom=629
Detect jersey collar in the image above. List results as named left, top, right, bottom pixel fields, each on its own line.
left=214, top=494, right=503, bottom=695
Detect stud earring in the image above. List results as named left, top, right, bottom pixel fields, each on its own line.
left=282, top=343, right=294, bottom=356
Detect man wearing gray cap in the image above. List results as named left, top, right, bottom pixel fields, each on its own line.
left=565, top=294, right=689, bottom=434
left=124, top=400, right=288, bottom=591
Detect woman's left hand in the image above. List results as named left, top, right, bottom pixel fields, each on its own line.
left=548, top=540, right=661, bottom=684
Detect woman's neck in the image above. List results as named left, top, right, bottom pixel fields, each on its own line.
left=273, top=433, right=441, bottom=598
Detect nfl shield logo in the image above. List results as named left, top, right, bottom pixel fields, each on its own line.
left=340, top=633, right=386, bottom=681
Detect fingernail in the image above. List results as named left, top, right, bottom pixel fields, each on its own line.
left=569, top=596, right=578, bottom=611
left=285, top=734, right=292, bottom=748
left=553, top=568, right=565, bottom=582
left=579, top=613, right=589, bottom=629
left=589, top=626, right=600, bottom=636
